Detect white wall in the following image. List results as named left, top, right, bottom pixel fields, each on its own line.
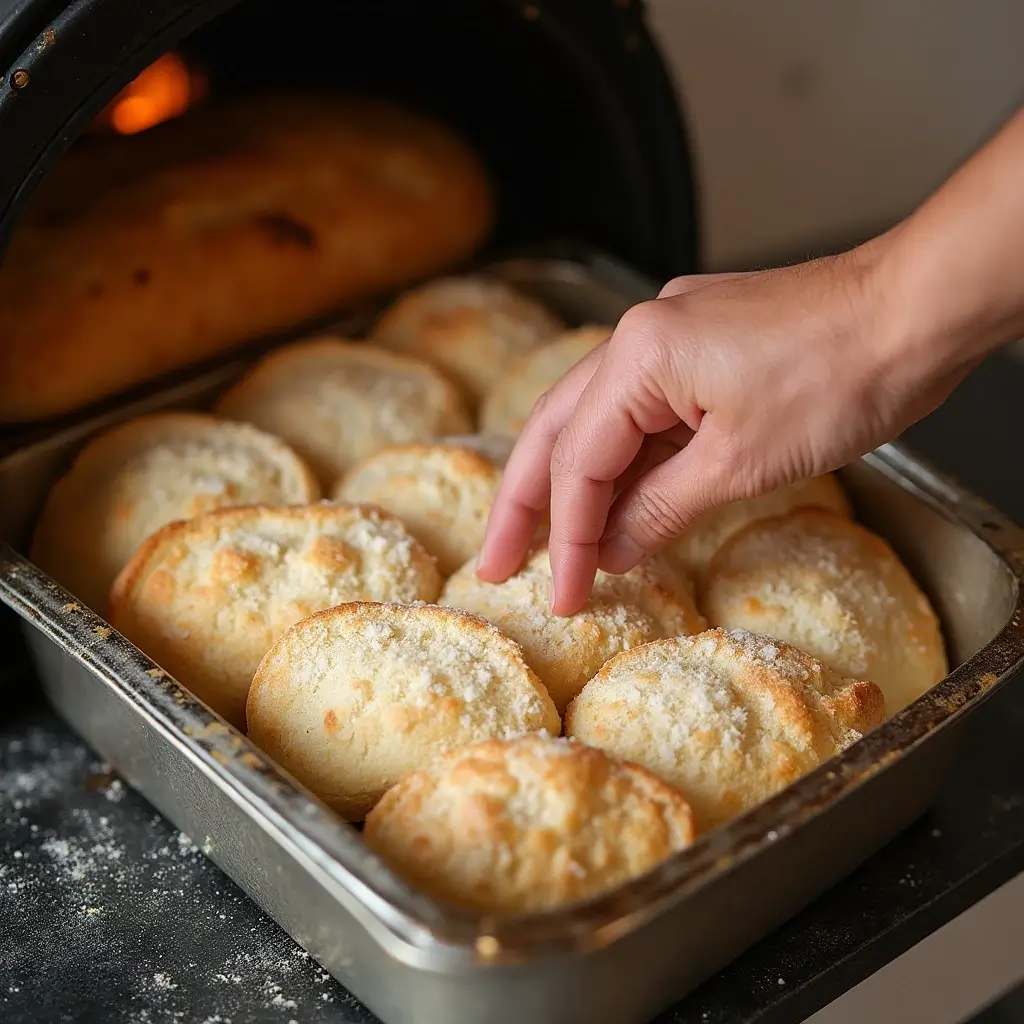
left=648, top=0, right=1024, bottom=270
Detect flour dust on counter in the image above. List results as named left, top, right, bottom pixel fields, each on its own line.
left=0, top=712, right=377, bottom=1024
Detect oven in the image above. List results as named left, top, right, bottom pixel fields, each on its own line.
left=1, top=4, right=1024, bottom=1024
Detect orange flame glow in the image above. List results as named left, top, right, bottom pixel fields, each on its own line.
left=99, top=54, right=206, bottom=136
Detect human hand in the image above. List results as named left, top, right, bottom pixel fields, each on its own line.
left=478, top=107, right=1024, bottom=615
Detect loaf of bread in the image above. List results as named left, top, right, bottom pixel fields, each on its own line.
left=0, top=93, right=493, bottom=423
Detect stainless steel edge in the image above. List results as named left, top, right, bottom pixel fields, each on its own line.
left=2, top=251, right=1024, bottom=1023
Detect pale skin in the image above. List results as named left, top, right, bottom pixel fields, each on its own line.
left=478, top=106, right=1024, bottom=615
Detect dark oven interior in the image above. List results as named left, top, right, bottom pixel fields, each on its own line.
left=0, top=0, right=699, bottom=280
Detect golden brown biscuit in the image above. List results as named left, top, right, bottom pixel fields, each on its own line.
left=666, top=475, right=852, bottom=586
left=246, top=602, right=560, bottom=819
left=479, top=324, right=612, bottom=437
left=0, top=93, right=493, bottom=424
left=372, top=276, right=564, bottom=406
left=440, top=545, right=705, bottom=713
left=29, top=412, right=319, bottom=612
left=565, top=629, right=885, bottom=829
left=701, top=510, right=947, bottom=713
left=108, top=503, right=441, bottom=730
left=364, top=733, right=696, bottom=914
left=215, top=336, right=472, bottom=488
left=333, top=443, right=502, bottom=576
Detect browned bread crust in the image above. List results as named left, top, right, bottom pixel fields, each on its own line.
left=0, top=93, right=493, bottom=423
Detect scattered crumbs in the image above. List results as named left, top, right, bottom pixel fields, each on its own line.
left=2, top=717, right=356, bottom=1020
left=778, top=977, right=786, bottom=986
left=932, top=828, right=942, bottom=838
left=765, top=830, right=779, bottom=842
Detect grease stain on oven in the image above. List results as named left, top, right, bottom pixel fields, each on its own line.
left=254, top=212, right=317, bottom=250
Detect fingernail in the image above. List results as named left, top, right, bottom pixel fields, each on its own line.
left=599, top=535, right=645, bottom=574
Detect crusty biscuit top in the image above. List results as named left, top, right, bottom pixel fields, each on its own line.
left=215, top=336, right=472, bottom=487
left=29, top=411, right=319, bottom=612
left=566, top=628, right=885, bottom=829
left=334, top=442, right=502, bottom=576
left=666, top=474, right=852, bottom=585
left=701, top=509, right=947, bottom=713
left=107, top=503, right=442, bottom=729
left=441, top=544, right=706, bottom=713
left=479, top=324, right=612, bottom=437
left=246, top=602, right=560, bottom=820
left=364, top=733, right=696, bottom=914
left=372, top=276, right=565, bottom=404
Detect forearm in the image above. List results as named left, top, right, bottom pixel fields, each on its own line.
left=874, top=106, right=1024, bottom=379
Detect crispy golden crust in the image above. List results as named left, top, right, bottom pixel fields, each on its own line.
left=363, top=733, right=696, bottom=914
left=372, top=276, right=564, bottom=406
left=0, top=94, right=493, bottom=424
left=215, top=336, right=472, bottom=488
left=701, top=510, right=948, bottom=713
left=246, top=602, right=560, bottom=820
left=565, top=629, right=885, bottom=830
left=333, top=443, right=502, bottom=576
left=666, top=475, right=852, bottom=586
left=29, top=412, right=319, bottom=612
left=440, top=545, right=706, bottom=713
left=479, top=324, right=612, bottom=437
left=107, top=503, right=441, bottom=730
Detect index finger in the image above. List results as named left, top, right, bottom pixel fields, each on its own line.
left=548, top=336, right=681, bottom=614
left=476, top=340, right=608, bottom=583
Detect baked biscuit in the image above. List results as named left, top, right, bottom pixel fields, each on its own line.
left=29, top=412, right=319, bottom=612
left=666, top=474, right=852, bottom=585
left=108, top=503, right=442, bottom=730
left=364, top=733, right=696, bottom=915
left=440, top=545, right=705, bottom=713
left=215, top=336, right=472, bottom=488
left=565, top=629, right=885, bottom=829
left=372, top=276, right=564, bottom=406
left=435, top=433, right=514, bottom=468
left=701, top=510, right=947, bottom=713
left=333, top=443, right=502, bottom=576
left=246, top=602, right=560, bottom=819
left=479, top=324, right=612, bottom=437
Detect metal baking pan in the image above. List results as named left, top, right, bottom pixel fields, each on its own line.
left=2, top=253, right=1024, bottom=1024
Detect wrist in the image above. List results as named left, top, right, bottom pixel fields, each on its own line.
left=866, top=109, right=1024, bottom=387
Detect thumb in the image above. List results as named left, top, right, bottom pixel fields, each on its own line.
left=597, top=424, right=741, bottom=574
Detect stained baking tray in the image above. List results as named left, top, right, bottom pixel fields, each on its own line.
left=2, top=253, right=1024, bottom=1024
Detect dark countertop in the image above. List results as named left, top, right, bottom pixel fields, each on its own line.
left=2, top=352, right=1023, bottom=1024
